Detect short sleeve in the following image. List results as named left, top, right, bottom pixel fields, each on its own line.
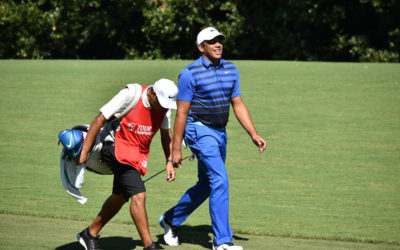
left=177, top=68, right=195, bottom=102
left=231, top=66, right=241, bottom=98
left=160, top=109, right=171, bottom=129
left=100, top=88, right=131, bottom=120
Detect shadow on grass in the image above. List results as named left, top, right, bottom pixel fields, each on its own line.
left=56, top=236, right=145, bottom=250
left=56, top=226, right=248, bottom=249
left=157, top=225, right=248, bottom=249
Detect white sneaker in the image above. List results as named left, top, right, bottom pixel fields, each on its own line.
left=212, top=242, right=243, bottom=250
left=159, top=215, right=179, bottom=246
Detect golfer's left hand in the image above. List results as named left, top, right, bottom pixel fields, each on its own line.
left=252, top=135, right=267, bottom=153
left=166, top=163, right=176, bottom=182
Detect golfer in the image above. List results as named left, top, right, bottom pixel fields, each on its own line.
left=77, top=79, right=178, bottom=250
left=158, top=27, right=267, bottom=250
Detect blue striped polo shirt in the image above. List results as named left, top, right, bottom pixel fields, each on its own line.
left=177, top=56, right=241, bottom=128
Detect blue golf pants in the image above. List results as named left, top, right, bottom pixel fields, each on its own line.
left=164, top=124, right=232, bottom=245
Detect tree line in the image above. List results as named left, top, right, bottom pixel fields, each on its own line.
left=1, top=0, right=399, bottom=61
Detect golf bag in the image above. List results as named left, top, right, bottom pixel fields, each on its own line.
left=59, top=121, right=119, bottom=204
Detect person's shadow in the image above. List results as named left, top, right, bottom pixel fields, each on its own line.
left=157, top=225, right=248, bottom=249
left=56, top=236, right=144, bottom=250
left=56, top=225, right=248, bottom=249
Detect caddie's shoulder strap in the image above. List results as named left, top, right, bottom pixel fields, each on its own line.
left=112, top=83, right=142, bottom=121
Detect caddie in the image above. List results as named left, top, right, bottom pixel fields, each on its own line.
left=72, top=79, right=178, bottom=250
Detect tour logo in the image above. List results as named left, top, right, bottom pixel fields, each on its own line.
left=135, top=125, right=153, bottom=135
left=127, top=122, right=154, bottom=136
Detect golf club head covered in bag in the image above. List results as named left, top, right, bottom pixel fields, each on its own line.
left=58, top=129, right=84, bottom=158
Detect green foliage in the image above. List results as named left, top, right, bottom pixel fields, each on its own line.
left=335, top=34, right=399, bottom=62
left=0, top=0, right=146, bottom=59
left=0, top=0, right=399, bottom=61
left=235, top=0, right=400, bottom=61
left=52, top=0, right=146, bottom=58
left=141, top=0, right=244, bottom=59
left=0, top=0, right=55, bottom=58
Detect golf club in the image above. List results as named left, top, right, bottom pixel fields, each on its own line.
left=143, top=154, right=195, bottom=183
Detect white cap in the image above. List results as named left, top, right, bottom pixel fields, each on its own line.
left=153, top=78, right=178, bottom=109
left=196, top=27, right=226, bottom=46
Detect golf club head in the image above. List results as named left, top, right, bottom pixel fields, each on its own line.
left=58, top=129, right=84, bottom=158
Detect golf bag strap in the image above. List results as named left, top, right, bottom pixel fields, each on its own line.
left=71, top=124, right=90, bottom=132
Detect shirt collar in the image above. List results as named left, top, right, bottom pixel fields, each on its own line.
left=200, top=56, right=224, bottom=69
left=142, top=86, right=151, bottom=109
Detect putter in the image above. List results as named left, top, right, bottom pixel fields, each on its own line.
left=143, top=154, right=195, bottom=183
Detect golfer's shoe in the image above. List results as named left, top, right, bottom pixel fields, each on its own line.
left=143, top=242, right=159, bottom=250
left=77, top=227, right=100, bottom=250
left=212, top=242, right=243, bottom=250
left=159, top=215, right=179, bottom=246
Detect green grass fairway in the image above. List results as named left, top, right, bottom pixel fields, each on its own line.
left=1, top=213, right=398, bottom=250
left=0, top=60, right=399, bottom=249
